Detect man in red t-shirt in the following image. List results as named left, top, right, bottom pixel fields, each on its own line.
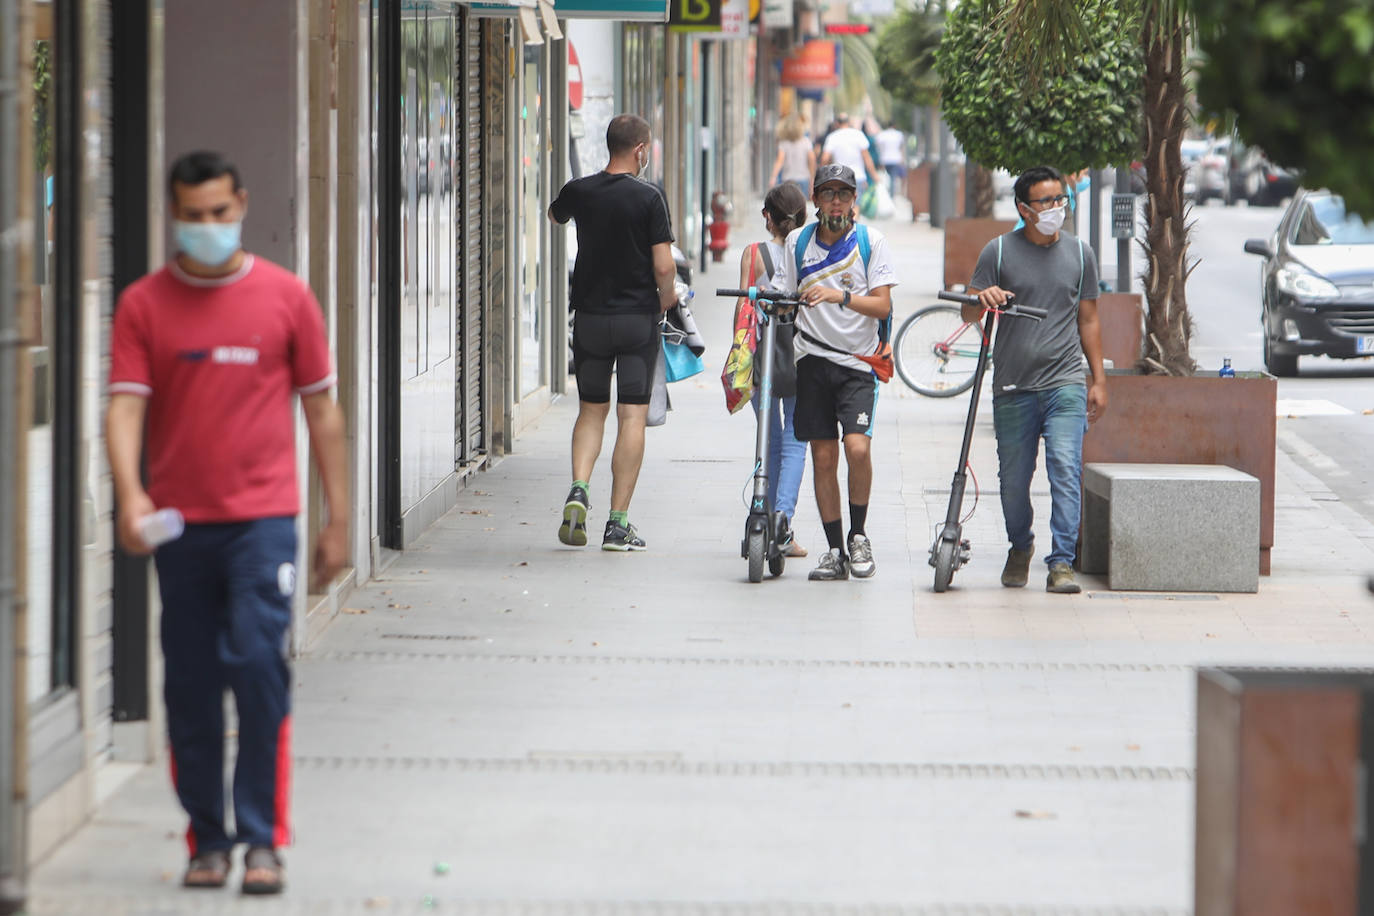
left=106, top=151, right=348, bottom=895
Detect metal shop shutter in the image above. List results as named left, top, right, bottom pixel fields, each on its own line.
left=456, top=7, right=485, bottom=463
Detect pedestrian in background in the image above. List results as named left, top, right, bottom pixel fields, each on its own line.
left=734, top=183, right=812, bottom=558
left=777, top=164, right=898, bottom=581
left=963, top=165, right=1108, bottom=594
left=107, top=151, right=349, bottom=895
left=549, top=114, right=678, bottom=552
left=876, top=122, right=907, bottom=197
left=820, top=113, right=879, bottom=195
left=769, top=113, right=816, bottom=196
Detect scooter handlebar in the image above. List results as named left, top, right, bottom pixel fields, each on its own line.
left=716, top=287, right=805, bottom=306
left=936, top=290, right=1046, bottom=321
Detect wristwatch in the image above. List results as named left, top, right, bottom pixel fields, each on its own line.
left=840, top=290, right=851, bottom=309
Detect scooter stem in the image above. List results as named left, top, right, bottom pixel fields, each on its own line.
left=752, top=304, right=775, bottom=511
left=944, top=309, right=998, bottom=528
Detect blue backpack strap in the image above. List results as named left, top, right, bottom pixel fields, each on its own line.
left=1077, top=236, right=1085, bottom=300
left=794, top=223, right=818, bottom=276
left=856, top=223, right=871, bottom=270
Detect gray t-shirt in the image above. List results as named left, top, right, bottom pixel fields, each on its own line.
left=970, top=229, right=1099, bottom=396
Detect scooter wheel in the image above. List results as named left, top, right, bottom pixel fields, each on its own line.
left=768, top=549, right=785, bottom=578
left=747, top=530, right=766, bottom=583
left=933, top=538, right=957, bottom=593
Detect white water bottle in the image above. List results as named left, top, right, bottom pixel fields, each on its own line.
left=137, top=508, right=185, bottom=549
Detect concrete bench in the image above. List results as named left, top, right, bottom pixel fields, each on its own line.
left=1081, top=463, right=1260, bottom=593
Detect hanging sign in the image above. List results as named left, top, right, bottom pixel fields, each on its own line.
left=761, top=0, right=792, bottom=29
left=669, top=0, right=722, bottom=30
left=780, top=39, right=839, bottom=89
left=698, top=0, right=748, bottom=38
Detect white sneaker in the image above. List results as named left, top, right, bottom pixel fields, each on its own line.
left=848, top=534, right=875, bottom=578
left=808, top=548, right=849, bottom=581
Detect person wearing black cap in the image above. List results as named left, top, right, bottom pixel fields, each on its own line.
left=775, top=164, right=898, bottom=581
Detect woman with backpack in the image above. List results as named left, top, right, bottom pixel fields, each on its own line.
left=733, top=183, right=811, bottom=558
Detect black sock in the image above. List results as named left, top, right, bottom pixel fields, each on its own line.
left=848, top=503, right=868, bottom=543
left=822, top=519, right=844, bottom=552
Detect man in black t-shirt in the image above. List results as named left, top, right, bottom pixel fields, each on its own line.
left=549, top=114, right=677, bottom=552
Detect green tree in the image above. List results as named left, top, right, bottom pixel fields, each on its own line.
left=935, top=0, right=1143, bottom=176
left=998, top=0, right=1196, bottom=376
left=1192, top=0, right=1374, bottom=219
left=876, top=4, right=944, bottom=110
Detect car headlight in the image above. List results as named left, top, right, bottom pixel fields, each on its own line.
left=1275, top=266, right=1338, bottom=300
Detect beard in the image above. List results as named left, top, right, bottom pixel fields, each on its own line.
left=819, top=210, right=854, bottom=233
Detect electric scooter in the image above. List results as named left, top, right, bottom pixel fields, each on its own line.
left=717, top=286, right=804, bottom=583
left=928, top=290, right=1047, bottom=592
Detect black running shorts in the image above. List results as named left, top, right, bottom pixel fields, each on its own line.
left=572, top=311, right=661, bottom=406
left=793, top=354, right=879, bottom=440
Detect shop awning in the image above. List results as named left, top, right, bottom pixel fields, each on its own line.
left=471, top=0, right=667, bottom=21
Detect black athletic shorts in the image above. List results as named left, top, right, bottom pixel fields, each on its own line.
left=793, top=354, right=879, bottom=440
left=572, top=311, right=660, bottom=406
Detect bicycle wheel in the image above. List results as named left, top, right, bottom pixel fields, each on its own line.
left=894, top=305, right=986, bottom=397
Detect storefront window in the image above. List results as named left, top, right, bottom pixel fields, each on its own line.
left=27, top=25, right=58, bottom=704
left=518, top=42, right=548, bottom=398
left=398, top=6, right=459, bottom=510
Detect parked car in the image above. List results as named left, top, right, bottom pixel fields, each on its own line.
left=1193, top=137, right=1229, bottom=204
left=1180, top=138, right=1209, bottom=201
left=1224, top=138, right=1298, bottom=207
left=1243, top=189, right=1374, bottom=376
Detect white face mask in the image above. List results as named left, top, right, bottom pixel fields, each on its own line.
left=1033, top=204, right=1067, bottom=236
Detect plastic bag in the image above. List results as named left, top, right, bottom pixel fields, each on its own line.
left=872, top=182, right=896, bottom=219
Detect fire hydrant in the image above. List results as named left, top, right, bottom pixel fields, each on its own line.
left=707, top=191, right=733, bottom=262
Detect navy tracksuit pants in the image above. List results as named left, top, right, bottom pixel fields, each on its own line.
left=154, top=516, right=296, bottom=856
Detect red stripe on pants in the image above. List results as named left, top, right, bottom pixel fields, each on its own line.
left=273, top=715, right=293, bottom=848
left=168, top=749, right=196, bottom=856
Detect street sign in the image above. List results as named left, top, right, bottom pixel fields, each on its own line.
left=824, top=22, right=870, bottom=33
left=1112, top=193, right=1137, bottom=239
left=567, top=42, right=583, bottom=110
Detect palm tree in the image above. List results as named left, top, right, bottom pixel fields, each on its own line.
left=1000, top=0, right=1196, bottom=375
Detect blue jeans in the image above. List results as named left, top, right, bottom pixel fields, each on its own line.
left=992, top=385, right=1088, bottom=568
left=751, top=393, right=806, bottom=519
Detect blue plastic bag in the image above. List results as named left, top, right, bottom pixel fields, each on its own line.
left=661, top=337, right=704, bottom=383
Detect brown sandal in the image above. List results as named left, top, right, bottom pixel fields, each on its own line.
left=182, top=849, right=231, bottom=888
left=241, top=846, right=285, bottom=895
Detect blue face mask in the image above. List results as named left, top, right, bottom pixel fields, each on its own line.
left=174, top=220, right=243, bottom=267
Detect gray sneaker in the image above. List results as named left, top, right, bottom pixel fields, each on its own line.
left=808, top=548, right=849, bottom=581
left=1001, top=545, right=1033, bottom=588
left=601, top=519, right=647, bottom=552
left=847, top=534, right=875, bottom=578
left=1046, top=562, right=1082, bottom=594
left=558, top=485, right=590, bottom=546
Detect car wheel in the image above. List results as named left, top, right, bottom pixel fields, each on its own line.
left=1263, top=334, right=1298, bottom=377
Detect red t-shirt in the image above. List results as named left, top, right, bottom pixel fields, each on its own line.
left=109, top=256, right=335, bottom=523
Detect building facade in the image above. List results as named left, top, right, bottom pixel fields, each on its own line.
left=0, top=0, right=772, bottom=907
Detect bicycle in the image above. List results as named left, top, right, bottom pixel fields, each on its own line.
left=892, top=303, right=988, bottom=397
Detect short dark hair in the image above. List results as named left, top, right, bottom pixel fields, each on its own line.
left=606, top=115, right=651, bottom=156
left=1013, top=165, right=1064, bottom=206
left=168, top=151, right=242, bottom=201
left=764, top=183, right=808, bottom=237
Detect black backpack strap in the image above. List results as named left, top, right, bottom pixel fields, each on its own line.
left=796, top=327, right=848, bottom=356
left=757, top=243, right=775, bottom=283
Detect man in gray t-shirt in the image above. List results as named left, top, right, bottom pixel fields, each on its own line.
left=963, top=165, right=1108, bottom=594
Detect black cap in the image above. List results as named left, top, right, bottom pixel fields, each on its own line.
left=813, top=163, right=857, bottom=191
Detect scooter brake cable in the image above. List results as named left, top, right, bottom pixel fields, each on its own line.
left=961, top=460, right=981, bottom=524
left=741, top=459, right=763, bottom=510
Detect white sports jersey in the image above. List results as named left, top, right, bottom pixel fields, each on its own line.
left=777, top=223, right=898, bottom=373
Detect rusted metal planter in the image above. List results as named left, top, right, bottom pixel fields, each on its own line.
left=1095, top=292, right=1143, bottom=371
left=941, top=217, right=1015, bottom=290
left=1082, top=369, right=1277, bottom=574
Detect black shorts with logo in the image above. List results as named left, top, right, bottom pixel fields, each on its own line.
left=572, top=310, right=660, bottom=406
left=793, top=354, right=879, bottom=440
